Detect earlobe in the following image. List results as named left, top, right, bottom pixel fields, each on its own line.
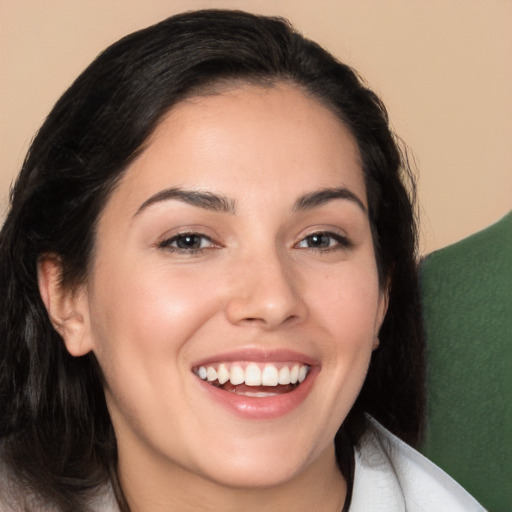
left=374, top=285, right=390, bottom=346
left=37, top=255, right=93, bottom=357
left=379, top=288, right=390, bottom=325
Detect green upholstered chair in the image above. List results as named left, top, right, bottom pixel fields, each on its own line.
left=420, top=212, right=512, bottom=512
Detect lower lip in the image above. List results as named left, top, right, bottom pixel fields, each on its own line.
left=196, top=367, right=318, bottom=420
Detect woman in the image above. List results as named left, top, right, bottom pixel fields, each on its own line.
left=0, top=9, right=484, bottom=511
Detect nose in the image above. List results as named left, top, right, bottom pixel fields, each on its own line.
left=224, top=249, right=307, bottom=329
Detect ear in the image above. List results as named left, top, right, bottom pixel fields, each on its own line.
left=373, top=284, right=390, bottom=350
left=38, top=255, right=93, bottom=357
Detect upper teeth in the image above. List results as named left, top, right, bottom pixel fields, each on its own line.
left=195, top=362, right=310, bottom=387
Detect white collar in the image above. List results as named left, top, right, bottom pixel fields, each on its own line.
left=3, top=418, right=484, bottom=511
left=349, top=417, right=486, bottom=511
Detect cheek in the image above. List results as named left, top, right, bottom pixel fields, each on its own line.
left=85, top=260, right=227, bottom=450
left=87, top=260, right=224, bottom=374
left=304, top=260, right=382, bottom=339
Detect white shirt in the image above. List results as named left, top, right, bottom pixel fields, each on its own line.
left=349, top=417, right=486, bottom=511
left=1, top=418, right=486, bottom=511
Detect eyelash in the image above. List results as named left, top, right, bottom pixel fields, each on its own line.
left=157, top=230, right=352, bottom=255
left=157, top=232, right=216, bottom=254
left=295, top=231, right=353, bottom=252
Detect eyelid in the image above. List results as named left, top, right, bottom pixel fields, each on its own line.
left=294, top=229, right=354, bottom=251
left=156, top=230, right=220, bottom=254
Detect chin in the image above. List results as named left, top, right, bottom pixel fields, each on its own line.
left=200, top=457, right=309, bottom=490
left=190, top=434, right=330, bottom=490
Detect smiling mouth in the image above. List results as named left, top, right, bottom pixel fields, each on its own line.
left=193, top=362, right=311, bottom=397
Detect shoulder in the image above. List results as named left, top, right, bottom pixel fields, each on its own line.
left=349, top=417, right=487, bottom=512
left=87, top=484, right=120, bottom=512
left=0, top=441, right=19, bottom=512
left=0, top=448, right=49, bottom=512
left=0, top=440, right=119, bottom=512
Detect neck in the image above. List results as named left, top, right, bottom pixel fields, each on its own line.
left=117, top=443, right=346, bottom=512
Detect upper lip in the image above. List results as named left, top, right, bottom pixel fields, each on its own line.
left=190, top=347, right=319, bottom=369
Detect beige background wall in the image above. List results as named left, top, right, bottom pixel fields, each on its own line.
left=1, top=0, right=511, bottom=254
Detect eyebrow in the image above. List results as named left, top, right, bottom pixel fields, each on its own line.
left=293, top=187, right=367, bottom=213
left=134, top=185, right=366, bottom=217
left=135, top=187, right=236, bottom=216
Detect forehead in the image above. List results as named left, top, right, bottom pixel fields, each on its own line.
left=106, top=83, right=366, bottom=216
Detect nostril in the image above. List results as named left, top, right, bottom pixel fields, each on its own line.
left=224, top=266, right=307, bottom=328
left=239, top=314, right=300, bottom=327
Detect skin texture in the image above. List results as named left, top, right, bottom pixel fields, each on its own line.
left=39, top=84, right=387, bottom=511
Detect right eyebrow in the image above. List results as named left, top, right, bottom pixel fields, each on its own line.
left=134, top=187, right=236, bottom=217
left=293, top=186, right=367, bottom=214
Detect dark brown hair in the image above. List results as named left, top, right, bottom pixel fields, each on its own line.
left=0, top=9, right=424, bottom=510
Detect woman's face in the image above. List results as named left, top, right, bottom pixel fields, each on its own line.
left=75, top=84, right=386, bottom=489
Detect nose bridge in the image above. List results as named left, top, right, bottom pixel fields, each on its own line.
left=225, top=243, right=306, bottom=328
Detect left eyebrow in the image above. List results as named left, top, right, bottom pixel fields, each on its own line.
left=293, top=187, right=367, bottom=213
left=134, top=187, right=236, bottom=216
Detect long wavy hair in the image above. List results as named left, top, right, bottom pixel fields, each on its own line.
left=0, top=9, right=424, bottom=511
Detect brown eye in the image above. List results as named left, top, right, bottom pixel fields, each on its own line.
left=304, top=233, right=333, bottom=248
left=159, top=233, right=214, bottom=252
left=174, top=234, right=203, bottom=249
left=297, top=232, right=352, bottom=251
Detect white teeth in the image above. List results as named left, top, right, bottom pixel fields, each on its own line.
left=196, top=362, right=311, bottom=389
left=236, top=390, right=279, bottom=398
left=278, top=366, right=291, bottom=385
left=230, top=365, right=245, bottom=386
left=290, top=364, right=299, bottom=384
left=217, top=364, right=230, bottom=385
left=206, top=367, right=217, bottom=382
left=261, top=365, right=279, bottom=386
left=245, top=363, right=262, bottom=386
left=198, top=366, right=207, bottom=380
